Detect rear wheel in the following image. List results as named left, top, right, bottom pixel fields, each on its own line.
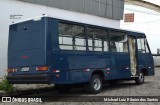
left=85, top=75, right=102, bottom=94
left=135, top=71, right=144, bottom=85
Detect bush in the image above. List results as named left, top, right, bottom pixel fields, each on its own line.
left=0, top=76, right=13, bottom=92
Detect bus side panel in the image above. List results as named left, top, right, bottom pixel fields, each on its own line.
left=144, top=53, right=155, bottom=76
left=137, top=52, right=154, bottom=76
left=111, top=53, right=131, bottom=79
left=51, top=50, right=132, bottom=84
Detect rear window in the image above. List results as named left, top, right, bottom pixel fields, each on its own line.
left=10, top=21, right=42, bottom=51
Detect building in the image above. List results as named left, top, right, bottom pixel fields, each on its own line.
left=121, top=0, right=160, bottom=66
left=0, top=0, right=124, bottom=78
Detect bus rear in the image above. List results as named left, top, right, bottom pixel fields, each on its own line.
left=7, top=17, right=52, bottom=84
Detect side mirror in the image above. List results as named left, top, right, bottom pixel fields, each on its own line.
left=157, top=48, right=160, bottom=55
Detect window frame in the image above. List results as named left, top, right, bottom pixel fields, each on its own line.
left=137, top=37, right=146, bottom=53
left=58, top=21, right=87, bottom=51
left=137, top=37, right=150, bottom=54
left=109, top=30, right=129, bottom=53
left=86, top=26, right=109, bottom=52
left=56, top=20, right=142, bottom=54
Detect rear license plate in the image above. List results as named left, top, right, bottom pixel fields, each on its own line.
left=21, top=67, right=29, bottom=71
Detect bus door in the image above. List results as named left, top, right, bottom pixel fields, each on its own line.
left=128, top=36, right=137, bottom=76
left=144, top=39, right=154, bottom=70
left=144, top=39, right=154, bottom=75
left=109, top=31, right=130, bottom=79
left=137, top=38, right=154, bottom=74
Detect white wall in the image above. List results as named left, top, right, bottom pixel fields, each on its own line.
left=121, top=4, right=160, bottom=54
left=0, top=0, right=120, bottom=78
left=121, top=4, right=160, bottom=66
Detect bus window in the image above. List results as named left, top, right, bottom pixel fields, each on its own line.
left=137, top=38, right=145, bottom=53
left=87, top=27, right=108, bottom=51
left=109, top=31, right=128, bottom=52
left=145, top=39, right=149, bottom=53
left=58, top=23, right=86, bottom=50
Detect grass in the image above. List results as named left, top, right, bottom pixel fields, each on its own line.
left=0, top=76, right=13, bottom=92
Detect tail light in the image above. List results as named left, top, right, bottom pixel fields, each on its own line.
left=36, top=66, right=48, bottom=71
left=7, top=68, right=17, bottom=73
left=52, top=70, right=60, bottom=73
left=52, top=70, right=60, bottom=78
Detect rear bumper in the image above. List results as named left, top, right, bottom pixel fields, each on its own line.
left=7, top=74, right=52, bottom=84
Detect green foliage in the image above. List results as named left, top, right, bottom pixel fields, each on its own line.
left=0, top=76, right=13, bottom=92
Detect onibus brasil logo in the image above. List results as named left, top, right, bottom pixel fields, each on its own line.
left=2, top=97, right=42, bottom=103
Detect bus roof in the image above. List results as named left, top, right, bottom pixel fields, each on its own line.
left=11, top=15, right=145, bottom=37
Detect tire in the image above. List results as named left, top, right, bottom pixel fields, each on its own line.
left=135, top=71, right=144, bottom=85
left=55, top=85, right=71, bottom=93
left=85, top=75, right=102, bottom=94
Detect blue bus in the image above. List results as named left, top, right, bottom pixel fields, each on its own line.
left=7, top=16, right=154, bottom=94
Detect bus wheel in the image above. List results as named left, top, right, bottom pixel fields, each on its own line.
left=85, top=75, right=102, bottom=94
left=135, top=71, right=144, bottom=85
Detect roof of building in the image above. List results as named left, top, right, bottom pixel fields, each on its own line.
left=125, top=0, right=160, bottom=13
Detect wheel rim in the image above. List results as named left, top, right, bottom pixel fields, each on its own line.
left=93, top=78, right=101, bottom=90
left=139, top=72, right=144, bottom=83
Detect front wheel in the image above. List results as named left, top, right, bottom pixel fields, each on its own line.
left=85, top=75, right=102, bottom=94
left=135, top=72, right=144, bottom=85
